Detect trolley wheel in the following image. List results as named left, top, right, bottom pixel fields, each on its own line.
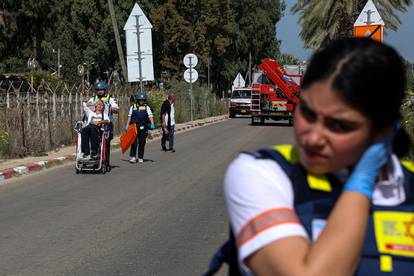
left=106, top=164, right=111, bottom=172
left=75, top=168, right=80, bottom=174
left=101, top=164, right=106, bottom=174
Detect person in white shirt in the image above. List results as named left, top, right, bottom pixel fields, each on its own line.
left=160, top=93, right=176, bottom=152
left=87, top=81, right=118, bottom=163
left=81, top=99, right=109, bottom=159
left=220, top=38, right=414, bottom=276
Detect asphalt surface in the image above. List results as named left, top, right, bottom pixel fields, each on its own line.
left=0, top=117, right=295, bottom=276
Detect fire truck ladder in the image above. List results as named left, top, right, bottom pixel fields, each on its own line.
left=259, top=58, right=300, bottom=104
left=251, top=85, right=261, bottom=113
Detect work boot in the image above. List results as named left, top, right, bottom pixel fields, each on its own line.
left=161, top=145, right=167, bottom=151
left=169, top=148, right=175, bottom=153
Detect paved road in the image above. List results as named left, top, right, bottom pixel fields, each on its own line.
left=0, top=118, right=294, bottom=276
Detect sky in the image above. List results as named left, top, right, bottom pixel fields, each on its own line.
left=277, top=0, right=414, bottom=63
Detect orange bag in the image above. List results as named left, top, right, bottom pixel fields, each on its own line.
left=120, top=124, right=137, bottom=154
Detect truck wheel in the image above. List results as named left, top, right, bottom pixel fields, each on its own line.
left=288, top=118, right=294, bottom=126
left=260, top=117, right=265, bottom=125
left=251, top=117, right=257, bottom=125
left=229, top=112, right=235, bottom=118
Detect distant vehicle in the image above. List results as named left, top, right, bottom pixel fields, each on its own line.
left=229, top=87, right=252, bottom=118
left=250, top=58, right=304, bottom=125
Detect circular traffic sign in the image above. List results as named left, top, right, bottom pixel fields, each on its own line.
left=183, top=53, right=198, bottom=68
left=77, top=64, right=85, bottom=76
left=184, top=68, right=198, bottom=83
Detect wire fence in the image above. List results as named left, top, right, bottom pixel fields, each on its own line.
left=0, top=79, right=227, bottom=158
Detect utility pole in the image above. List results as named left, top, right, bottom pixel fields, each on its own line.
left=207, top=57, right=210, bottom=90
left=248, top=52, right=252, bottom=86
left=108, top=0, right=128, bottom=82
left=57, top=48, right=61, bottom=77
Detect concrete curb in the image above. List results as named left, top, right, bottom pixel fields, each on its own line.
left=0, top=115, right=228, bottom=183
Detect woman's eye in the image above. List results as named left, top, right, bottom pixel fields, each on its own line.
left=299, top=102, right=316, bottom=122
left=325, top=119, right=356, bottom=133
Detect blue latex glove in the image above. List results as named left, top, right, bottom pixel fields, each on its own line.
left=344, top=124, right=399, bottom=198
left=150, top=123, right=156, bottom=129
left=124, top=124, right=129, bottom=132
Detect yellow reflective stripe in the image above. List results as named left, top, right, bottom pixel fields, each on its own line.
left=380, top=255, right=393, bottom=272
left=307, top=174, right=332, bottom=192
left=401, top=160, right=414, bottom=173
left=273, top=144, right=332, bottom=192
left=273, top=144, right=299, bottom=163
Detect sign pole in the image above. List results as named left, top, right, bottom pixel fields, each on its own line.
left=135, top=15, right=144, bottom=92
left=189, top=57, right=193, bottom=123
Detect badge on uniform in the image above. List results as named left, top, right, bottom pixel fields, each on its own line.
left=374, top=211, right=414, bottom=258
left=139, top=106, right=146, bottom=111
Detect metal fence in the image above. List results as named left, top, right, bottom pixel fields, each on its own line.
left=0, top=79, right=135, bottom=157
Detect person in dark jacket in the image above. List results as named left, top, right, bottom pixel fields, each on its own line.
left=160, top=93, right=176, bottom=152
left=125, top=91, right=155, bottom=163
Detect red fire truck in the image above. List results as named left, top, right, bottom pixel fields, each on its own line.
left=250, top=58, right=304, bottom=125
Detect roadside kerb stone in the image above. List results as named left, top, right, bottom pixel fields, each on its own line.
left=0, top=115, right=228, bottom=183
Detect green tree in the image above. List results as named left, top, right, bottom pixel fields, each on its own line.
left=292, top=0, right=412, bottom=49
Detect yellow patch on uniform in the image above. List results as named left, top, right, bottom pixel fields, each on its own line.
left=374, top=211, right=414, bottom=258
left=307, top=174, right=332, bottom=192
left=273, top=145, right=299, bottom=164
left=401, top=160, right=414, bottom=173
left=138, top=106, right=146, bottom=111
left=379, top=255, right=393, bottom=272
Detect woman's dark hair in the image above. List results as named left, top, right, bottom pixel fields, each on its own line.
left=302, top=37, right=411, bottom=157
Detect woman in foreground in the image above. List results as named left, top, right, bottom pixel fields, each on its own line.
left=225, top=37, right=414, bottom=275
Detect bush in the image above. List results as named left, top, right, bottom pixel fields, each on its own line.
left=0, top=131, right=11, bottom=158
left=402, top=90, right=414, bottom=160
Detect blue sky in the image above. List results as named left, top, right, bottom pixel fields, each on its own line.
left=277, top=0, right=414, bottom=63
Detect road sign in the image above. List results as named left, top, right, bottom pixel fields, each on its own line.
left=123, top=3, right=154, bottom=82
left=183, top=53, right=198, bottom=68
left=77, top=64, right=85, bottom=76
left=354, top=0, right=384, bottom=27
left=232, top=73, right=245, bottom=88
left=184, top=68, right=198, bottom=83
left=353, top=25, right=383, bottom=42
left=353, top=0, right=384, bottom=42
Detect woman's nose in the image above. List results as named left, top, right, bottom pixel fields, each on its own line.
left=304, top=123, right=326, bottom=147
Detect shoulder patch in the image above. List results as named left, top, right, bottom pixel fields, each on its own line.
left=273, top=144, right=299, bottom=164
left=401, top=160, right=414, bottom=173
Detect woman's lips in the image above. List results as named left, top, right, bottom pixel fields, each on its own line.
left=304, top=148, right=327, bottom=160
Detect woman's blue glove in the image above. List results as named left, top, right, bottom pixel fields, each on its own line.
left=343, top=124, right=399, bottom=199
left=150, top=123, right=156, bottom=129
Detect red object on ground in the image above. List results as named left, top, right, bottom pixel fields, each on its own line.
left=120, top=124, right=137, bottom=154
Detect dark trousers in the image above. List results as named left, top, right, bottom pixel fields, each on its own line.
left=161, top=125, right=175, bottom=149
left=130, top=124, right=148, bottom=159
left=81, top=125, right=100, bottom=155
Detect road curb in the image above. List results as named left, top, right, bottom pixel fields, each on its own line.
left=0, top=115, right=228, bottom=183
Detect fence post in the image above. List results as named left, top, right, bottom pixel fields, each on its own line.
left=75, top=92, right=79, bottom=118
left=36, top=90, right=40, bottom=121
left=6, top=90, right=10, bottom=109
left=26, top=88, right=31, bottom=134
left=61, top=93, right=64, bottom=117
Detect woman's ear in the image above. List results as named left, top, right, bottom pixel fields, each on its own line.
left=371, top=122, right=396, bottom=142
